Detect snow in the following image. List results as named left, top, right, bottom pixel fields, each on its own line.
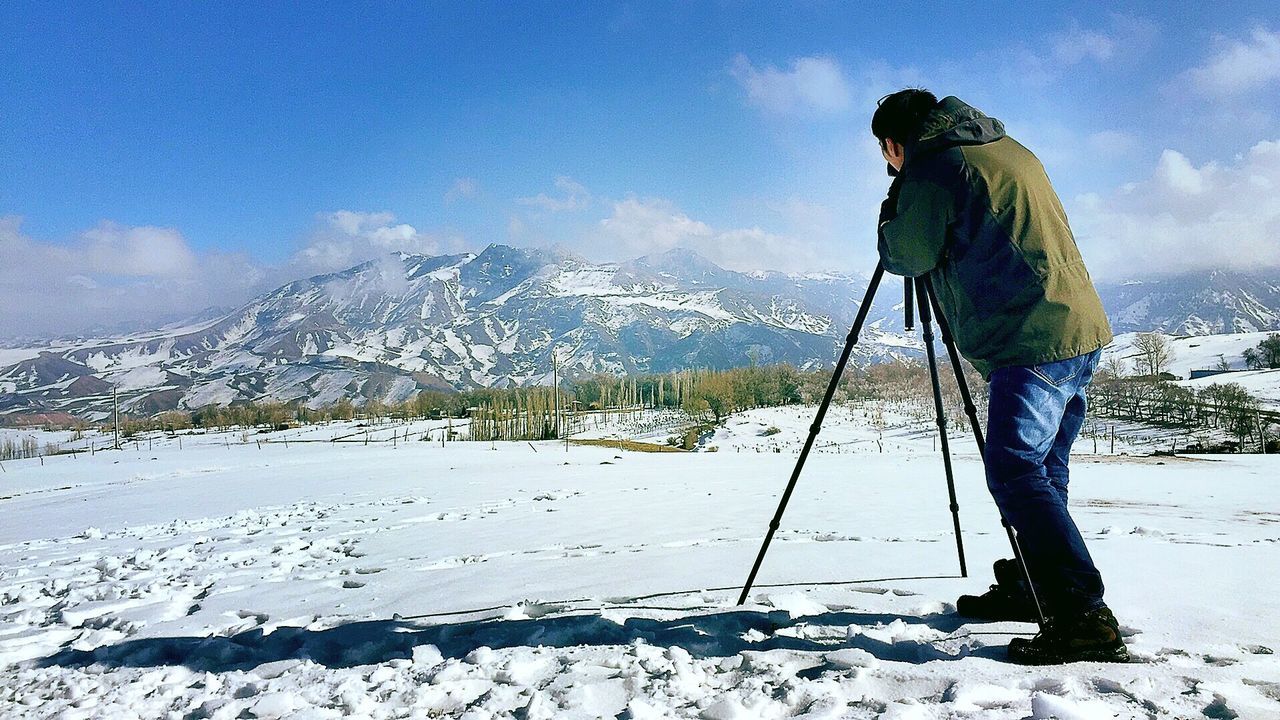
left=0, top=347, right=50, bottom=367
left=182, top=378, right=241, bottom=408
left=1181, top=368, right=1280, bottom=407
left=1104, top=330, right=1280, bottom=408
left=107, top=365, right=168, bottom=392
left=1105, top=329, right=1279, bottom=377
left=1, top=411, right=1278, bottom=718
left=320, top=341, right=385, bottom=364
left=548, top=266, right=624, bottom=297
left=607, top=291, right=738, bottom=322
left=0, top=427, right=84, bottom=448
left=83, top=342, right=181, bottom=373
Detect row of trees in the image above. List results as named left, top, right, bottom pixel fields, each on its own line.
left=845, top=358, right=985, bottom=411
left=468, top=365, right=821, bottom=442
left=1088, top=374, right=1272, bottom=451
left=569, top=364, right=816, bottom=421
left=467, top=387, right=567, bottom=442
left=0, top=435, right=60, bottom=461
left=48, top=344, right=1277, bottom=453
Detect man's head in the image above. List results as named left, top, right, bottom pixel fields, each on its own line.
left=872, top=88, right=938, bottom=172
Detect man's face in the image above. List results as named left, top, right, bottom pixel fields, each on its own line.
left=881, top=138, right=906, bottom=172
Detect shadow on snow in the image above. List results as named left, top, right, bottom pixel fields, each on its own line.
left=38, top=607, right=1010, bottom=673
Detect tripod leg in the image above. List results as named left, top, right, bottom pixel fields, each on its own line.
left=737, top=264, right=887, bottom=605
left=913, top=278, right=967, bottom=578
left=921, top=277, right=1047, bottom=628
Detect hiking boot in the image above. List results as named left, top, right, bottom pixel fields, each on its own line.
left=1007, top=606, right=1129, bottom=665
left=956, top=558, right=1040, bottom=622
left=956, top=584, right=1040, bottom=622
left=991, top=558, right=1029, bottom=589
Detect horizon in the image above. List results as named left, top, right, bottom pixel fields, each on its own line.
left=4, top=2, right=1280, bottom=336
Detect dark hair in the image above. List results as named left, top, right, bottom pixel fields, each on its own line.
left=871, top=88, right=939, bottom=145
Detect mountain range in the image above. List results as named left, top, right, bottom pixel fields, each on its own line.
left=2, top=245, right=1278, bottom=421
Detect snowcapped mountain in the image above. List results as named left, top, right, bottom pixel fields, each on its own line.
left=1096, top=270, right=1280, bottom=335
left=0, top=246, right=922, bottom=419
left=6, top=247, right=1279, bottom=421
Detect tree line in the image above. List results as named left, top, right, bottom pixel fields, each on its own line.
left=41, top=347, right=1276, bottom=454
left=1088, top=372, right=1274, bottom=451
left=470, top=365, right=819, bottom=441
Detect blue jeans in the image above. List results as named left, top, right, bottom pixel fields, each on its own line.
left=985, top=348, right=1104, bottom=615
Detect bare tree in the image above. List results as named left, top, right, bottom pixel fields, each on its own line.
left=1099, top=354, right=1127, bottom=380
left=1132, top=332, right=1175, bottom=378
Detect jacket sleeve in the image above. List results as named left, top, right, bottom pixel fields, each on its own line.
left=877, top=177, right=953, bottom=277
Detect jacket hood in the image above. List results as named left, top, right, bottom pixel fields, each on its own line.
left=909, top=96, right=1005, bottom=159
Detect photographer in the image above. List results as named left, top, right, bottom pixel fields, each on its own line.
left=873, top=89, right=1125, bottom=665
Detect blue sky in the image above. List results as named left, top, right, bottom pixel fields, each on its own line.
left=3, top=2, right=1280, bottom=336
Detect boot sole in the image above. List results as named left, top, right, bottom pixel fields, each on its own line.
left=1008, top=643, right=1130, bottom=665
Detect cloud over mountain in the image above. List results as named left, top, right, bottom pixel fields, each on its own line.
left=1071, top=139, right=1280, bottom=278
left=0, top=216, right=263, bottom=340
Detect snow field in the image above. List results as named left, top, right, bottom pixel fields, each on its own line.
left=0, top=408, right=1278, bottom=718
left=1105, top=330, right=1280, bottom=410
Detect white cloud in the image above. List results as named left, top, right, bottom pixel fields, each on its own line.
left=1071, top=139, right=1280, bottom=278
left=1153, top=149, right=1208, bottom=195
left=1050, top=15, right=1155, bottom=67
left=1184, top=26, right=1280, bottom=96
left=767, top=197, right=837, bottom=241
left=292, top=210, right=441, bottom=275
left=517, top=176, right=592, bottom=212
left=1051, top=27, right=1116, bottom=65
left=444, top=177, right=478, bottom=204
left=0, top=216, right=263, bottom=339
left=0, top=210, right=467, bottom=339
left=507, top=216, right=526, bottom=239
left=1085, top=130, right=1139, bottom=156
left=730, top=54, right=852, bottom=116
left=595, top=197, right=820, bottom=272
left=79, top=222, right=198, bottom=278
left=976, top=14, right=1156, bottom=90
left=598, top=197, right=712, bottom=255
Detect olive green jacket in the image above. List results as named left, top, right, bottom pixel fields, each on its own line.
left=877, top=96, right=1112, bottom=378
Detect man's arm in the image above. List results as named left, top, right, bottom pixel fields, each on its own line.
left=877, top=177, right=953, bottom=277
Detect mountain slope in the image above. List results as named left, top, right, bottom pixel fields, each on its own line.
left=5, top=248, right=1279, bottom=421
left=0, top=246, right=916, bottom=419
left=1097, top=270, right=1280, bottom=335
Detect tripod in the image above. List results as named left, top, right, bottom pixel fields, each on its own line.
left=736, top=263, right=1047, bottom=629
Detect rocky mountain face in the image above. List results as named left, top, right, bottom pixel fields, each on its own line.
left=1097, top=270, right=1280, bottom=335
left=3, top=246, right=1278, bottom=421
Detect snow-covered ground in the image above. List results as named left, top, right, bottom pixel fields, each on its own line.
left=1180, top=368, right=1280, bottom=409
left=1106, top=331, right=1280, bottom=410
left=1105, top=330, right=1278, bottom=378
left=2, top=409, right=1278, bottom=719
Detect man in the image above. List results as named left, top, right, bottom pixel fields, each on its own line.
left=872, top=88, right=1127, bottom=665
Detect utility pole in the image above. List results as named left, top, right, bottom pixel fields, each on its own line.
left=552, top=348, right=560, bottom=439
left=112, top=385, right=121, bottom=451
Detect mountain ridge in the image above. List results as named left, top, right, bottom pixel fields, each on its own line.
left=3, top=245, right=1279, bottom=420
